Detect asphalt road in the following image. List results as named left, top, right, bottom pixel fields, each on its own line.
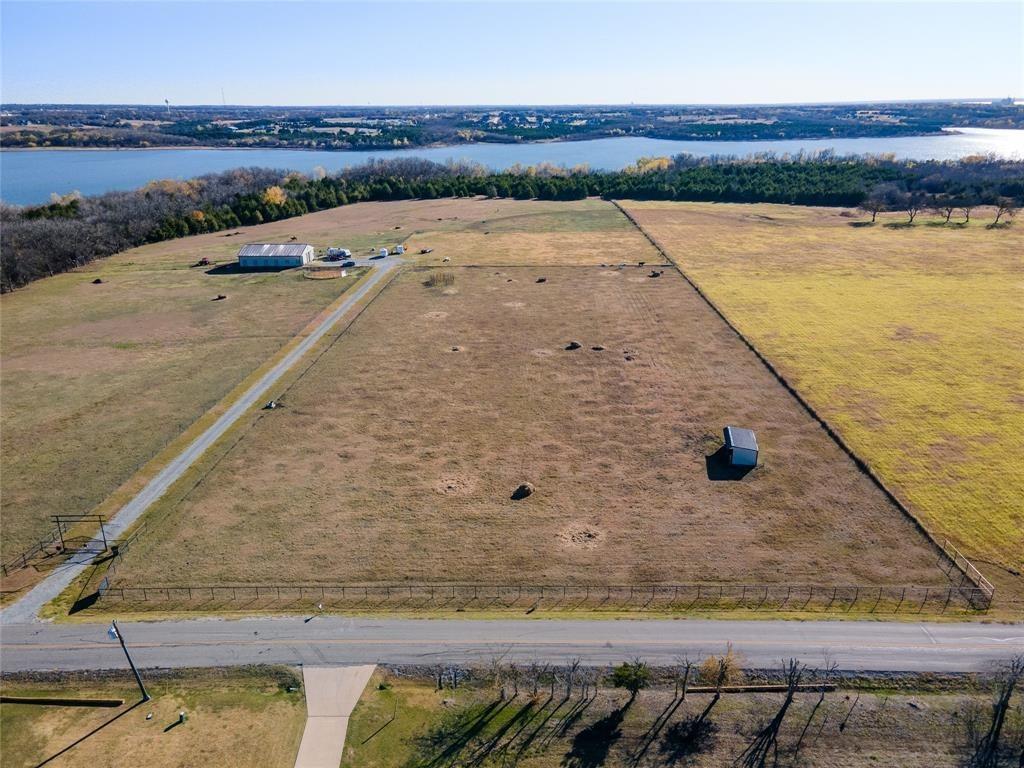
left=0, top=259, right=400, bottom=625
left=2, top=617, right=1022, bottom=674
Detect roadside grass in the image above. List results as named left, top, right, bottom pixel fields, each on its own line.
left=621, top=202, right=1024, bottom=593
left=343, top=671, right=985, bottom=767
left=107, top=260, right=946, bottom=593
left=0, top=668, right=304, bottom=768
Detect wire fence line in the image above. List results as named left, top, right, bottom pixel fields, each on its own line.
left=940, top=539, right=995, bottom=603
left=95, top=581, right=991, bottom=614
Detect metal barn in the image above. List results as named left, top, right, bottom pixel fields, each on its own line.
left=723, top=426, right=759, bottom=467
left=237, top=243, right=315, bottom=269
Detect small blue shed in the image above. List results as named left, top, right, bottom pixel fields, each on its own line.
left=723, top=426, right=758, bottom=467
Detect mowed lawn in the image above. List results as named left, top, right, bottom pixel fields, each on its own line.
left=622, top=201, right=1024, bottom=582
left=1, top=202, right=433, bottom=563
left=115, top=205, right=945, bottom=590
left=0, top=669, right=304, bottom=768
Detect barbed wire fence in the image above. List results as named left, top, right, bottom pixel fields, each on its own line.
left=95, top=580, right=991, bottom=614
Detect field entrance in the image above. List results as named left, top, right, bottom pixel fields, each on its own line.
left=107, top=199, right=953, bottom=608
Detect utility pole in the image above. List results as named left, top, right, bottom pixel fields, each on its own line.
left=109, top=620, right=150, bottom=702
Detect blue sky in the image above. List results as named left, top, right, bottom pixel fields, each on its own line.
left=2, top=1, right=1022, bottom=105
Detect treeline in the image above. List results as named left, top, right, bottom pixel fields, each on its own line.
left=2, top=154, right=1021, bottom=292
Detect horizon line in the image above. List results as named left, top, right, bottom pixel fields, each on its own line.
left=3, top=97, right=1020, bottom=110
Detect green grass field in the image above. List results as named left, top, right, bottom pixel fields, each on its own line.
left=623, top=201, right=1024, bottom=592
left=0, top=668, right=304, bottom=768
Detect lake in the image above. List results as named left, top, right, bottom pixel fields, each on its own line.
left=2, top=128, right=1022, bottom=206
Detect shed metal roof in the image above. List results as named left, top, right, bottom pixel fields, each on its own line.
left=238, top=243, right=313, bottom=258
left=724, top=426, right=758, bottom=452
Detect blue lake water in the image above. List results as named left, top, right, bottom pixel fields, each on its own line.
left=2, top=128, right=1022, bottom=206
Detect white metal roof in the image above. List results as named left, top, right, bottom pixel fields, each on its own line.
left=237, top=243, right=313, bottom=258
left=724, top=426, right=758, bottom=452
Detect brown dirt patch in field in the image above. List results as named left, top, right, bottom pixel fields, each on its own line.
left=558, top=523, right=605, bottom=550
left=118, top=265, right=947, bottom=589
left=433, top=474, right=479, bottom=496
left=891, top=325, right=940, bottom=343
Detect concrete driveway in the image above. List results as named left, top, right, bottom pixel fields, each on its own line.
left=294, top=665, right=376, bottom=768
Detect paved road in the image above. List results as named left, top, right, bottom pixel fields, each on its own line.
left=2, top=617, right=1021, bottom=674
left=0, top=260, right=400, bottom=625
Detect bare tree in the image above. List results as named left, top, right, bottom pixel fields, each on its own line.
left=858, top=185, right=890, bottom=223
left=737, top=658, right=806, bottom=768
left=674, top=655, right=695, bottom=701
left=993, top=197, right=1019, bottom=225
left=792, top=656, right=839, bottom=759
left=566, top=657, right=582, bottom=699
left=903, top=190, right=927, bottom=224
left=969, top=656, right=1024, bottom=768
left=932, top=194, right=957, bottom=224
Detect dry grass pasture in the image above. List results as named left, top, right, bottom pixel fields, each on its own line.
left=0, top=669, right=304, bottom=768
left=403, top=198, right=659, bottom=266
left=115, top=204, right=946, bottom=590
left=0, top=208, right=418, bottom=564
left=621, top=201, right=1024, bottom=587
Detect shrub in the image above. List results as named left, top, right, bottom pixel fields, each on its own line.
left=611, top=659, right=651, bottom=697
left=698, top=644, right=744, bottom=687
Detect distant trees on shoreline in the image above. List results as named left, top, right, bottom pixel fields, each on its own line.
left=2, top=154, right=1021, bottom=292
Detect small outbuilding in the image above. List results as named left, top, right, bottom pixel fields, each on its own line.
left=238, top=243, right=315, bottom=269
left=723, top=426, right=758, bottom=467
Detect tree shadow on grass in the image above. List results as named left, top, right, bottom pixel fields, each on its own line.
left=562, top=703, right=629, bottom=768
left=35, top=699, right=145, bottom=767
left=412, top=697, right=513, bottom=768
left=847, top=221, right=875, bottom=228
left=658, top=715, right=719, bottom=766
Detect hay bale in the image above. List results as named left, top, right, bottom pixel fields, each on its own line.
left=511, top=482, right=535, bottom=501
